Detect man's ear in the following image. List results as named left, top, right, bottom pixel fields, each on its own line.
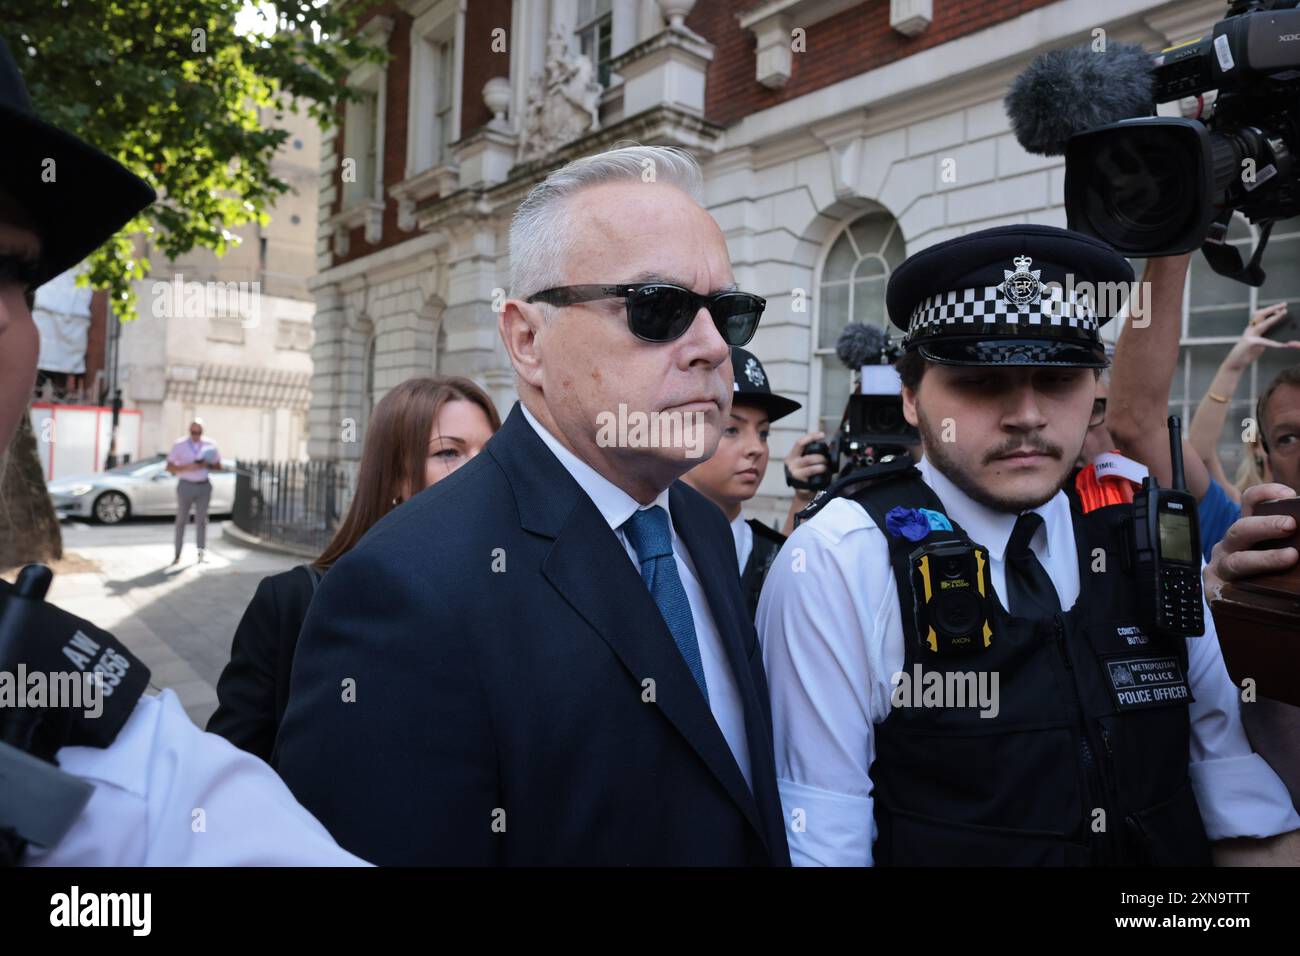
left=498, top=299, right=546, bottom=390
left=902, top=385, right=920, bottom=428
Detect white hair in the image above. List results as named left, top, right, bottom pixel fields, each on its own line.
left=508, top=143, right=704, bottom=300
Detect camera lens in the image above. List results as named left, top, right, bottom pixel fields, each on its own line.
left=1065, top=119, right=1214, bottom=255
left=865, top=404, right=905, bottom=433
left=940, top=557, right=965, bottom=579
left=1092, top=137, right=1194, bottom=247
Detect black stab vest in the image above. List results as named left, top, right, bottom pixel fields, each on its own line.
left=740, top=518, right=784, bottom=621
left=834, top=463, right=1212, bottom=866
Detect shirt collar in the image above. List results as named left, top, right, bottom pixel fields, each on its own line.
left=731, top=507, right=752, bottom=541
left=520, top=402, right=672, bottom=533
left=918, top=455, right=1067, bottom=563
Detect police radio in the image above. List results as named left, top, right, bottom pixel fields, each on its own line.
left=1131, top=416, right=1205, bottom=638
left=908, top=540, right=997, bottom=655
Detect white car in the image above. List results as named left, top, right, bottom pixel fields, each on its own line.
left=48, top=455, right=237, bottom=524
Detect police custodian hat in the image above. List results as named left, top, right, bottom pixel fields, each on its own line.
left=730, top=347, right=802, bottom=422
left=885, top=224, right=1134, bottom=368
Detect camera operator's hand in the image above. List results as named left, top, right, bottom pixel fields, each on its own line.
left=781, top=432, right=829, bottom=537
left=785, top=431, right=828, bottom=504
left=1204, top=482, right=1299, bottom=601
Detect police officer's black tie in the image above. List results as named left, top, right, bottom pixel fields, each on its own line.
left=1005, top=511, right=1062, bottom=619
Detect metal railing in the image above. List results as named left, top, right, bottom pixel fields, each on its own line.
left=231, top=459, right=358, bottom=555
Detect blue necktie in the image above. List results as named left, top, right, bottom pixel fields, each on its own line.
left=622, top=506, right=709, bottom=702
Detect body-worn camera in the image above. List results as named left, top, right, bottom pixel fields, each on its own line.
left=908, top=540, right=996, bottom=655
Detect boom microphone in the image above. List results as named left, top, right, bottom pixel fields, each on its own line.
left=1005, top=42, right=1156, bottom=155
left=836, top=322, right=889, bottom=370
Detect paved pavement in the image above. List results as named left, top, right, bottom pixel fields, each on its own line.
left=31, top=517, right=301, bottom=727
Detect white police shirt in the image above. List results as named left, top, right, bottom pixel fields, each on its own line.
left=23, top=690, right=369, bottom=866
left=730, top=513, right=754, bottom=573
left=757, top=455, right=1300, bottom=867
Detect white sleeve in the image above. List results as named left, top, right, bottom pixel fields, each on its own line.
left=1184, top=599, right=1300, bottom=841
left=756, top=499, right=898, bottom=867
left=24, top=691, right=370, bottom=867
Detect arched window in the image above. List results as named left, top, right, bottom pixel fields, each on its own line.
left=813, top=211, right=906, bottom=434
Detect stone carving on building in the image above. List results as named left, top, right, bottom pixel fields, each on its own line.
left=517, top=28, right=601, bottom=163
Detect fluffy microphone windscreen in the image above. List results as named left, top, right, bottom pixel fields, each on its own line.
left=836, top=321, right=887, bottom=369
left=1004, top=42, right=1155, bottom=156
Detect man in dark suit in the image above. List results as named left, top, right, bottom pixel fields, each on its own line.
left=275, top=144, right=791, bottom=866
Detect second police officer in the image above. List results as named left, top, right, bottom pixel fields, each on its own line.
left=683, top=347, right=804, bottom=619
left=758, top=225, right=1300, bottom=866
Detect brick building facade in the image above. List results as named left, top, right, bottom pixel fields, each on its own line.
left=308, top=0, right=1297, bottom=526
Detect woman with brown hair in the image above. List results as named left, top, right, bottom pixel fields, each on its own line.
left=207, top=376, right=500, bottom=761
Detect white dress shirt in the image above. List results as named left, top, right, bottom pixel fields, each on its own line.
left=24, top=691, right=368, bottom=866
left=730, top=513, right=754, bottom=573
left=757, top=455, right=1300, bottom=866
left=521, top=404, right=752, bottom=789
left=167, top=436, right=220, bottom=482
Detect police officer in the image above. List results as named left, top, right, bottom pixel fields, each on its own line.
left=683, top=347, right=803, bottom=618
left=0, top=37, right=364, bottom=866
left=758, top=224, right=1300, bottom=866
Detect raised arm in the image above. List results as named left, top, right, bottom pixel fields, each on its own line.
left=1107, top=253, right=1212, bottom=499
left=1188, top=303, right=1297, bottom=503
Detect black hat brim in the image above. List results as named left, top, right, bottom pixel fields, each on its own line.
left=918, top=337, right=1109, bottom=368
left=0, top=104, right=155, bottom=286
left=731, top=391, right=803, bottom=423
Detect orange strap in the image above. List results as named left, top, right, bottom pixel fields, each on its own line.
left=1074, top=462, right=1139, bottom=513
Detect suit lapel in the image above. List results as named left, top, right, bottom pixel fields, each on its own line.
left=673, top=484, right=755, bottom=675
left=671, top=484, right=781, bottom=847
left=488, top=405, right=766, bottom=843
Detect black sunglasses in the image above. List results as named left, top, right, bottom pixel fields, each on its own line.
left=526, top=283, right=765, bottom=347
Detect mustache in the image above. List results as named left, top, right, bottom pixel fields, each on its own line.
left=984, top=435, right=1063, bottom=464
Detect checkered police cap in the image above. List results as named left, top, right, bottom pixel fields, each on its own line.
left=886, top=225, right=1134, bottom=368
